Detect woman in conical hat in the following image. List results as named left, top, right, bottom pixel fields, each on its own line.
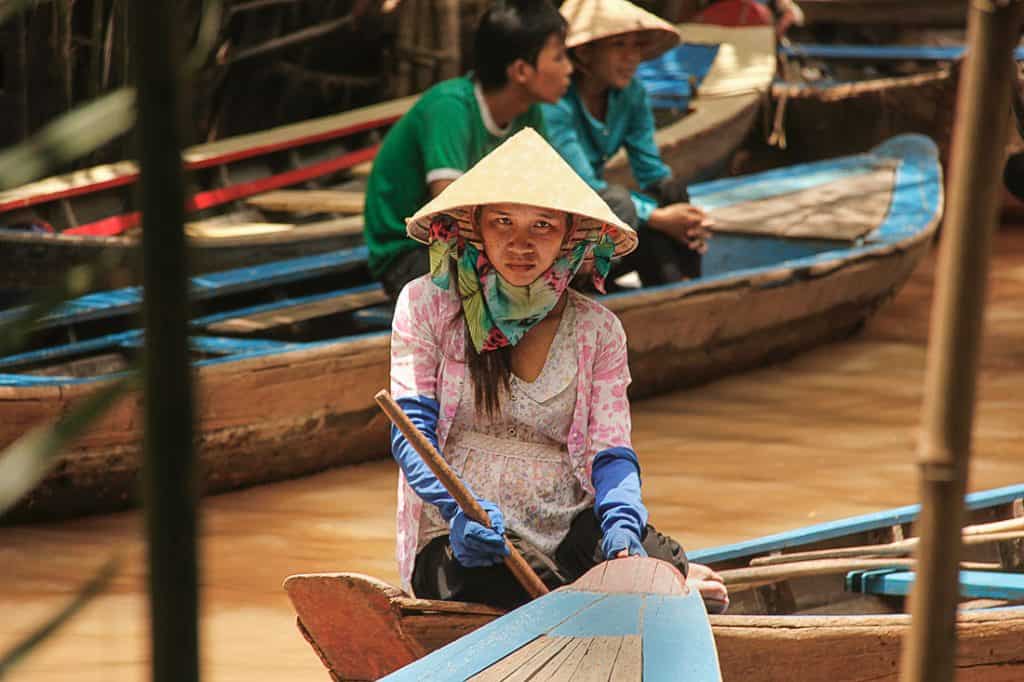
left=389, top=127, right=728, bottom=613
left=542, top=0, right=714, bottom=287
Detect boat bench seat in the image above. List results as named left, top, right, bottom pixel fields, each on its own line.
left=192, top=283, right=387, bottom=334
left=246, top=189, right=365, bottom=215
left=847, top=568, right=1024, bottom=601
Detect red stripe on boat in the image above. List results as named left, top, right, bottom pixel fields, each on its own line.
left=65, top=144, right=379, bottom=236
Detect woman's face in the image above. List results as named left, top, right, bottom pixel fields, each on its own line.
left=576, top=31, right=652, bottom=90
left=477, top=203, right=569, bottom=286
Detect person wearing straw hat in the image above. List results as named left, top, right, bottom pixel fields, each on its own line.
left=542, top=0, right=713, bottom=286
left=388, top=127, right=729, bottom=613
left=364, top=0, right=573, bottom=301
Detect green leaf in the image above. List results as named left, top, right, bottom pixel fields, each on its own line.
left=0, top=555, right=119, bottom=679
left=0, top=375, right=137, bottom=516
left=0, top=88, right=137, bottom=191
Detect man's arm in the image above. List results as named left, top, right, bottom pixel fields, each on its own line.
left=428, top=179, right=455, bottom=197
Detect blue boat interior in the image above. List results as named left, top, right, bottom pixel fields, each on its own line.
left=637, top=42, right=721, bottom=110
left=0, top=135, right=940, bottom=388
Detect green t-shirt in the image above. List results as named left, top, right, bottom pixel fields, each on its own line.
left=363, top=75, right=547, bottom=278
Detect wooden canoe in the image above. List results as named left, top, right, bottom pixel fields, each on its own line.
left=283, top=483, right=1024, bottom=681
left=380, top=558, right=721, bottom=681
left=737, top=41, right=1024, bottom=177
left=0, top=23, right=774, bottom=291
left=0, top=134, right=942, bottom=521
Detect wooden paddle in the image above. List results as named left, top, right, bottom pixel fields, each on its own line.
left=374, top=390, right=550, bottom=599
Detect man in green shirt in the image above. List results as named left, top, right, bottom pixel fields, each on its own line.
left=364, top=0, right=573, bottom=299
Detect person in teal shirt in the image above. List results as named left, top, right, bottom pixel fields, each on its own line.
left=543, top=0, right=712, bottom=285
left=364, top=0, right=573, bottom=300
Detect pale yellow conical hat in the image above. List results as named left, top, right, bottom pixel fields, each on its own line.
left=561, top=0, right=681, bottom=62
left=406, top=127, right=637, bottom=258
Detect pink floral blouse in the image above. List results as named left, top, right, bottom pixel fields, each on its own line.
left=390, top=275, right=634, bottom=591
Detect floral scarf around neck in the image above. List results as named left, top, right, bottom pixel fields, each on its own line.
left=427, top=214, right=616, bottom=353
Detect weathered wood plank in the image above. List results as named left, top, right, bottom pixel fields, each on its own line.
left=469, top=636, right=571, bottom=682
left=204, top=287, right=387, bottom=334
left=246, top=189, right=365, bottom=214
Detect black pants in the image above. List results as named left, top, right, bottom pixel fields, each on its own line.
left=411, top=508, right=689, bottom=611
left=379, top=247, right=430, bottom=302
left=599, top=183, right=702, bottom=286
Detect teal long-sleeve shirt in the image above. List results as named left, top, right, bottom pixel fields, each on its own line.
left=541, top=79, right=671, bottom=223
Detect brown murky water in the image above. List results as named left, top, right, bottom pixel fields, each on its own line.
left=2, top=227, right=1023, bottom=681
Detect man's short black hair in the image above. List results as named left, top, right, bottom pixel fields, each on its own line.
left=474, top=0, right=567, bottom=91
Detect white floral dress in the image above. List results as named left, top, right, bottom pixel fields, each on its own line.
left=416, top=303, right=593, bottom=556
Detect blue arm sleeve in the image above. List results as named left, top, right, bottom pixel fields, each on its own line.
left=592, top=446, right=649, bottom=542
left=390, top=395, right=459, bottom=521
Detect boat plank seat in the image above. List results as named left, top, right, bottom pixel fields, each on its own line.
left=185, top=215, right=364, bottom=240
left=245, top=190, right=365, bottom=215
left=847, top=568, right=1024, bottom=601
left=196, top=284, right=388, bottom=334
left=5, top=246, right=370, bottom=332
left=349, top=160, right=373, bottom=178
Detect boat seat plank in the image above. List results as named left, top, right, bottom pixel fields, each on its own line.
left=565, top=635, right=624, bottom=680
left=848, top=568, right=1024, bottom=601
left=13, top=246, right=370, bottom=332
left=201, top=285, right=388, bottom=334
left=188, top=336, right=293, bottom=356
left=0, top=330, right=143, bottom=371
left=192, top=283, right=385, bottom=333
left=246, top=190, right=365, bottom=215
left=351, top=304, right=395, bottom=330
left=349, top=160, right=373, bottom=178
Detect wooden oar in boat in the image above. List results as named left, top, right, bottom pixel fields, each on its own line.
left=374, top=390, right=548, bottom=600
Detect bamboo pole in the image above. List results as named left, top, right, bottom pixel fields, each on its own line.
left=900, top=3, right=1024, bottom=682
left=375, top=390, right=550, bottom=600
left=132, top=0, right=200, bottom=680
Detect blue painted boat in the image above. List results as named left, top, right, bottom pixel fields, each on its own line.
left=284, top=483, right=1024, bottom=681
left=383, top=558, right=720, bottom=681
left=0, top=134, right=941, bottom=522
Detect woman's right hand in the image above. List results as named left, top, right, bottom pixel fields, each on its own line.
left=647, top=203, right=714, bottom=253
left=448, top=500, right=510, bottom=567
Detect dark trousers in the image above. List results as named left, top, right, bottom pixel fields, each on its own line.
left=599, top=183, right=702, bottom=286
left=411, top=508, right=689, bottom=611
left=380, top=247, right=430, bottom=301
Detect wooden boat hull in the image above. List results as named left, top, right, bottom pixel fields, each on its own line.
left=0, top=135, right=942, bottom=522
left=797, top=1, right=967, bottom=27
left=284, top=485, right=1024, bottom=681
left=737, top=70, right=961, bottom=176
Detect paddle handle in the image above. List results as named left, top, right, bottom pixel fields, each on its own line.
left=375, top=390, right=549, bottom=599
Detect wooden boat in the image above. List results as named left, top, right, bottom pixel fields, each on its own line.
left=284, top=483, right=1024, bottom=681
left=737, top=41, right=1024, bottom=177
left=374, top=557, right=720, bottom=680
left=0, top=134, right=942, bottom=521
left=795, top=1, right=967, bottom=27
left=0, top=23, right=774, bottom=291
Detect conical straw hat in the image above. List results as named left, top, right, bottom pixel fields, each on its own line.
left=561, top=0, right=681, bottom=62
left=406, top=127, right=637, bottom=258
